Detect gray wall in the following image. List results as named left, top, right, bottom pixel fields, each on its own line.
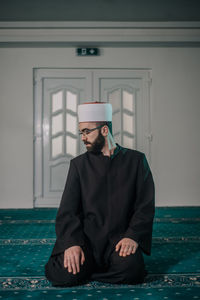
left=0, top=47, right=200, bottom=208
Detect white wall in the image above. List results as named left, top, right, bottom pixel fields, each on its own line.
left=0, top=47, right=200, bottom=208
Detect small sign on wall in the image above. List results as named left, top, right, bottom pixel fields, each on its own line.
left=76, top=48, right=100, bottom=56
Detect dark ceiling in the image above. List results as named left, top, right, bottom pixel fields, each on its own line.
left=0, top=0, right=200, bottom=22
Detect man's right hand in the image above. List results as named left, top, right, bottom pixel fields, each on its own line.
left=64, top=246, right=85, bottom=274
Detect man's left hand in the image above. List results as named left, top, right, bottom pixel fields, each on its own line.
left=115, top=238, right=138, bottom=256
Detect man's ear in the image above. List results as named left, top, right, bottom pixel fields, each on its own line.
left=101, top=125, right=109, bottom=136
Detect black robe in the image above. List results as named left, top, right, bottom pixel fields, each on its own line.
left=51, top=143, right=155, bottom=267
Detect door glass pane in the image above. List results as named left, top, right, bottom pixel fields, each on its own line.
left=123, top=90, right=134, bottom=112
left=113, top=112, right=121, bottom=134
left=66, top=91, right=77, bottom=112
left=66, top=136, right=77, bottom=157
left=66, top=113, right=77, bottom=135
left=52, top=91, right=63, bottom=113
left=123, top=113, right=134, bottom=134
left=52, top=136, right=63, bottom=158
left=123, top=135, right=134, bottom=149
left=108, top=89, right=121, bottom=112
left=52, top=114, right=63, bottom=135
left=114, top=133, right=121, bottom=145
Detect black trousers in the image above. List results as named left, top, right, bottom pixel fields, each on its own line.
left=45, top=245, right=146, bottom=287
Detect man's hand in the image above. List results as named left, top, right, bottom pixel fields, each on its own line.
left=64, top=246, right=85, bottom=274
left=115, top=238, right=138, bottom=256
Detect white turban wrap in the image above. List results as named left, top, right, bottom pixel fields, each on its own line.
left=78, top=102, right=117, bottom=150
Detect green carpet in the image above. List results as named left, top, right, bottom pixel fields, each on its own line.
left=0, top=207, right=200, bottom=300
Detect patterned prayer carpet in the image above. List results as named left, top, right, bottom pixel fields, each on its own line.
left=0, top=207, right=199, bottom=300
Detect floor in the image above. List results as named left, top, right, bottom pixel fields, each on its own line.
left=0, top=207, right=199, bottom=299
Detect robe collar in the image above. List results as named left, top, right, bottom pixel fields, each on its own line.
left=110, top=143, right=122, bottom=160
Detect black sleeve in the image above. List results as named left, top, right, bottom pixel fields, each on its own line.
left=51, top=159, right=85, bottom=255
left=124, top=153, right=155, bottom=256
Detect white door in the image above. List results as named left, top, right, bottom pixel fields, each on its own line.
left=93, top=70, right=152, bottom=157
left=34, top=69, right=152, bottom=207
left=34, top=69, right=92, bottom=207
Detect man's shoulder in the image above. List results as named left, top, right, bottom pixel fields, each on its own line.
left=120, top=145, right=145, bottom=160
left=70, top=152, right=88, bottom=165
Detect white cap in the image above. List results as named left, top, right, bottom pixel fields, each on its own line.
left=78, top=102, right=112, bottom=122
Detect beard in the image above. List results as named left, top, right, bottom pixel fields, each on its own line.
left=85, top=130, right=105, bottom=153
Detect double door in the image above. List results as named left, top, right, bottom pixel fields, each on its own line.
left=34, top=69, right=152, bottom=207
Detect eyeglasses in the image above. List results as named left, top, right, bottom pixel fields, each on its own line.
left=79, top=125, right=104, bottom=136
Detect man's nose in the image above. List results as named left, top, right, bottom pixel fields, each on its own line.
left=81, top=134, right=87, bottom=141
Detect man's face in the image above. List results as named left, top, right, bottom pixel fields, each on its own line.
left=79, top=122, right=105, bottom=153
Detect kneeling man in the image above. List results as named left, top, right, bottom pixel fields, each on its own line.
left=45, top=101, right=155, bottom=287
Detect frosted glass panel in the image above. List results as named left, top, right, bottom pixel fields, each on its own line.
left=52, top=136, right=63, bottom=157
left=108, top=89, right=121, bottom=112
left=123, top=135, right=135, bottom=149
left=66, top=91, right=77, bottom=112
left=123, top=90, right=134, bottom=112
left=123, top=113, right=134, bottom=134
left=52, top=91, right=63, bottom=113
left=114, top=133, right=121, bottom=145
left=52, top=114, right=63, bottom=135
left=113, top=112, right=121, bottom=133
left=66, top=113, right=77, bottom=135
left=66, top=136, right=77, bottom=156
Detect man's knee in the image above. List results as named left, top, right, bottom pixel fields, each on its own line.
left=44, top=253, right=91, bottom=287
left=121, top=261, right=145, bottom=284
left=45, top=256, right=73, bottom=287
left=110, top=247, right=145, bottom=284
